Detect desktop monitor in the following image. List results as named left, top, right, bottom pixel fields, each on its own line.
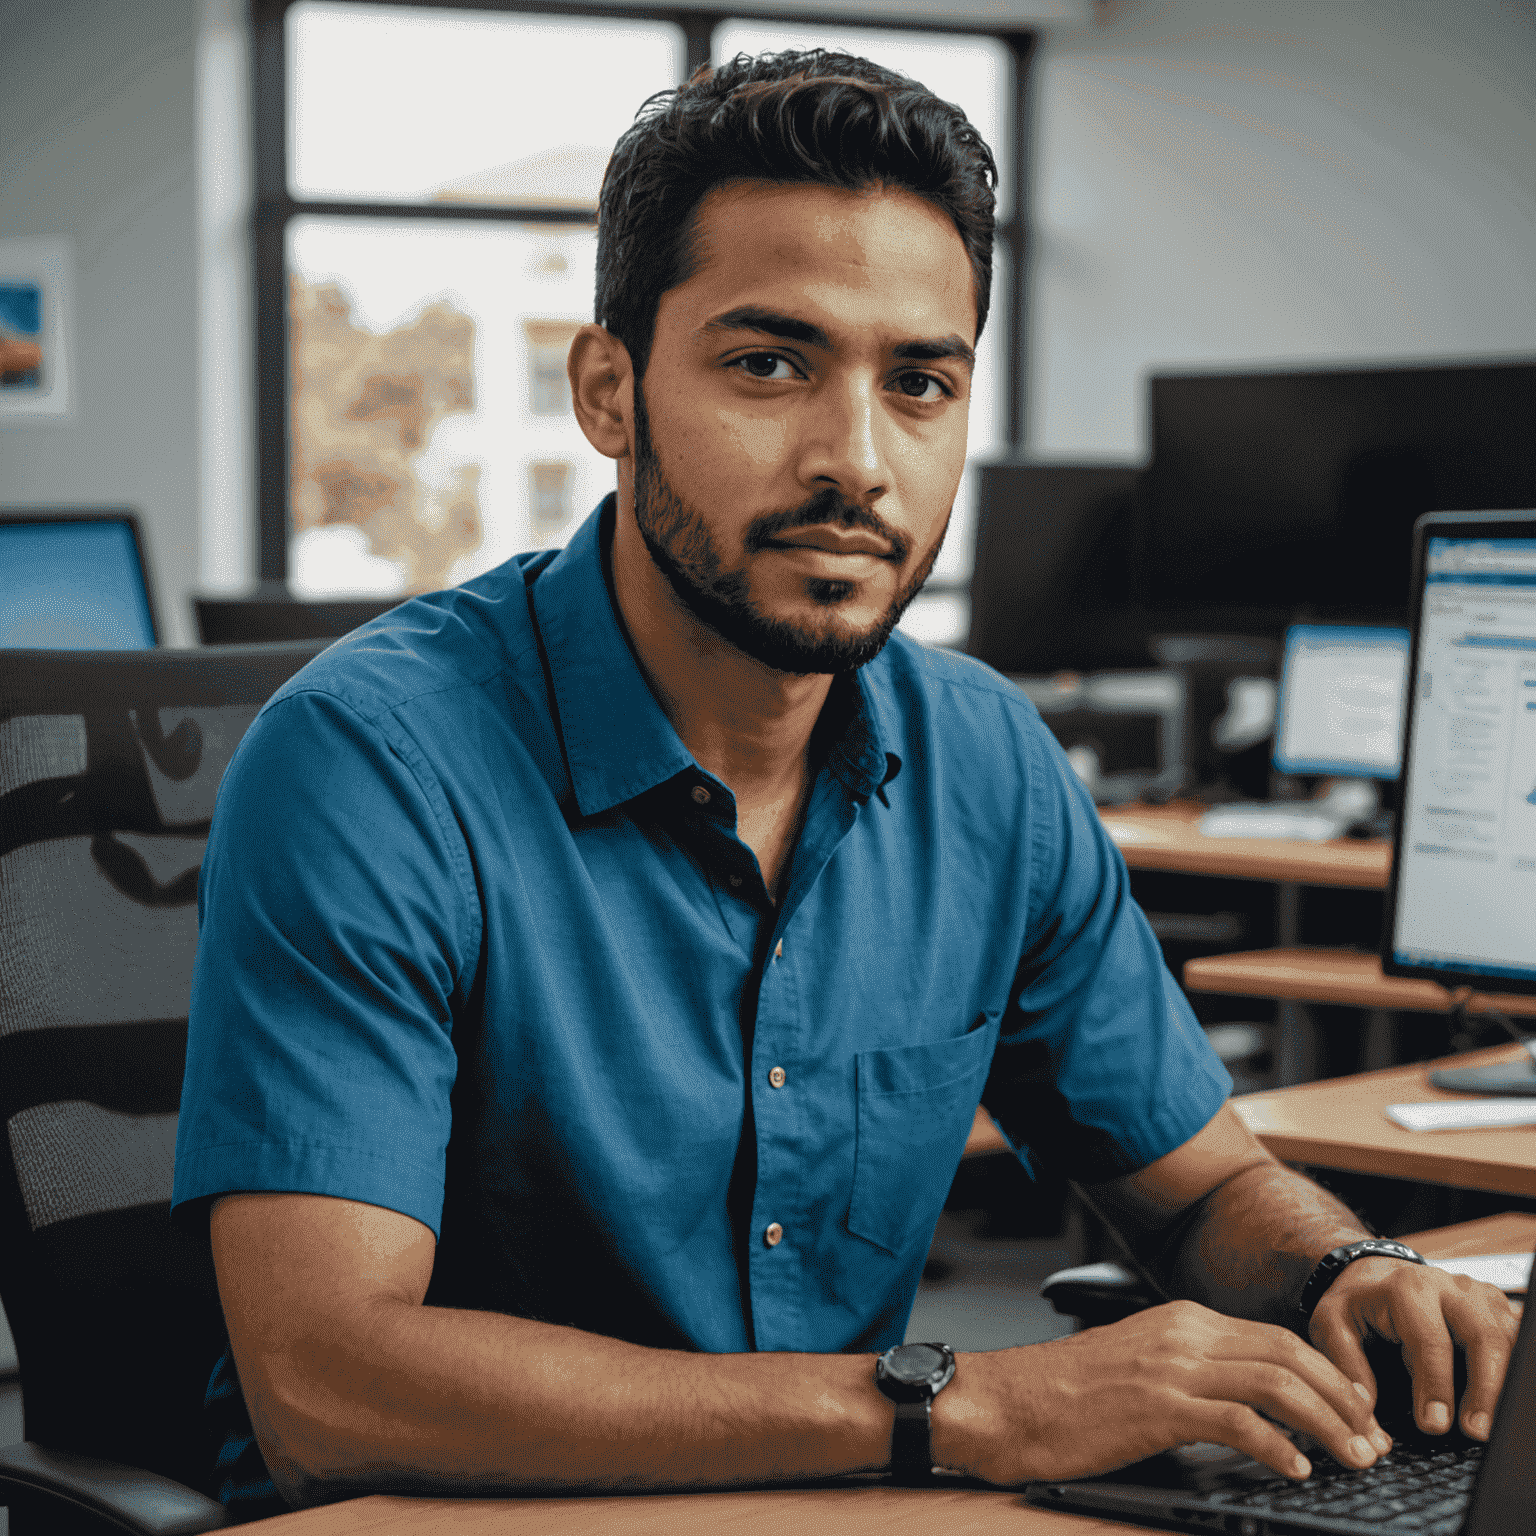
left=1383, top=511, right=1536, bottom=998
left=0, top=509, right=158, bottom=649
left=966, top=462, right=1149, bottom=675
left=1142, top=361, right=1536, bottom=634
left=1272, top=623, right=1409, bottom=780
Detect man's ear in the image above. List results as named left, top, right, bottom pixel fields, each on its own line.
left=568, top=323, right=633, bottom=462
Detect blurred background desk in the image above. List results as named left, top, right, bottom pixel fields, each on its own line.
left=1186, top=950, right=1536, bottom=1023
left=1231, top=1045, right=1536, bottom=1198
left=1098, top=803, right=1390, bottom=890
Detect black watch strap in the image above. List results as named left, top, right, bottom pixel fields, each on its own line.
left=890, top=1401, right=933, bottom=1485
left=875, top=1342, right=954, bottom=1483
left=1298, top=1239, right=1426, bottom=1326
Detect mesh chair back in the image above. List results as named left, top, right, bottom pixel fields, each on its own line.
left=0, top=642, right=325, bottom=1494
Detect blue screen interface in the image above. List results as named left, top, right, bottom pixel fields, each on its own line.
left=0, top=519, right=156, bottom=649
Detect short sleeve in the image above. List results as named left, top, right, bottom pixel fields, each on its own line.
left=983, top=724, right=1231, bottom=1183
left=172, top=688, right=478, bottom=1238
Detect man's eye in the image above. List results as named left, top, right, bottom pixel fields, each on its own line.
left=895, top=372, right=946, bottom=401
left=735, top=353, right=797, bottom=381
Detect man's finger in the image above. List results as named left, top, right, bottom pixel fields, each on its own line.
left=1260, top=1325, right=1382, bottom=1442
left=1192, top=1400, right=1315, bottom=1482
left=1445, top=1285, right=1519, bottom=1440
left=1309, top=1311, right=1379, bottom=1414
left=1221, top=1361, right=1384, bottom=1470
left=1392, top=1290, right=1458, bottom=1435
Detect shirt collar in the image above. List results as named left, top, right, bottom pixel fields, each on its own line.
left=531, top=497, right=695, bottom=818
left=827, top=663, right=904, bottom=802
left=530, top=496, right=904, bottom=816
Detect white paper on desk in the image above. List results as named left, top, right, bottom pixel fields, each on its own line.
left=1429, top=1253, right=1532, bottom=1293
left=1386, top=1099, right=1536, bottom=1132
left=1104, top=822, right=1151, bottom=845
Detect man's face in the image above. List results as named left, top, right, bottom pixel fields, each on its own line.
left=631, top=180, right=977, bottom=674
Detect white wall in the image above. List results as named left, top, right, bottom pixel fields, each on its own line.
left=0, top=0, right=203, bottom=645
left=1026, top=0, right=1536, bottom=458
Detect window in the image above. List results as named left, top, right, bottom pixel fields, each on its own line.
left=525, top=319, right=582, bottom=417
left=529, top=459, right=576, bottom=544
left=257, top=1, right=1033, bottom=640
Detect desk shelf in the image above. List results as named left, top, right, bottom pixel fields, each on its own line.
left=1185, top=947, right=1536, bottom=1018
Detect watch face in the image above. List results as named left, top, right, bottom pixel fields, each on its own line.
left=885, top=1343, right=949, bottom=1385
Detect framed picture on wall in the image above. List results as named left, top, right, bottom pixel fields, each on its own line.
left=0, top=237, right=75, bottom=421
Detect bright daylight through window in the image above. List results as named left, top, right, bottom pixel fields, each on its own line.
left=281, top=4, right=1011, bottom=649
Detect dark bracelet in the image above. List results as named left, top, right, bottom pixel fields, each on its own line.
left=1298, top=1239, right=1426, bottom=1327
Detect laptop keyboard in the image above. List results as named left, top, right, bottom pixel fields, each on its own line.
left=1212, top=1441, right=1483, bottom=1533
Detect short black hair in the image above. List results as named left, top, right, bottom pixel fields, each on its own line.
left=595, top=49, right=998, bottom=381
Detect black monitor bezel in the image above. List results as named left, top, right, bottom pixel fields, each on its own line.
left=1380, top=508, right=1536, bottom=997
left=0, top=506, right=160, bottom=648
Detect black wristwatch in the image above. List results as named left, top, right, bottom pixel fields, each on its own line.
left=875, top=1341, right=956, bottom=1485
left=1298, top=1239, right=1426, bottom=1327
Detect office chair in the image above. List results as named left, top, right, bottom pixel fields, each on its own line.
left=1039, top=1261, right=1158, bottom=1329
left=194, top=589, right=402, bottom=645
left=0, top=642, right=326, bottom=1535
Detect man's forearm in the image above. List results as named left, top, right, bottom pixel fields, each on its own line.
left=1142, top=1160, right=1372, bottom=1328
left=240, top=1299, right=894, bottom=1506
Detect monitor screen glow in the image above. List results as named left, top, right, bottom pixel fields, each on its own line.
left=0, top=518, right=157, bottom=649
left=1273, top=624, right=1409, bottom=779
left=1390, top=531, right=1536, bottom=988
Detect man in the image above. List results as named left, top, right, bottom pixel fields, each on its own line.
left=172, top=51, right=1517, bottom=1515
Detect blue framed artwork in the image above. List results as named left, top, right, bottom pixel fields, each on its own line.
left=0, top=238, right=73, bottom=419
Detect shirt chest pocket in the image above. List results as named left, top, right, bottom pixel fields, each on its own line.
left=847, top=1016, right=1000, bottom=1257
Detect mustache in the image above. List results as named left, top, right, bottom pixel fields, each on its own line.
left=742, top=489, right=911, bottom=564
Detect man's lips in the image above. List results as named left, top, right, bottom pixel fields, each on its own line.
left=763, top=526, right=897, bottom=560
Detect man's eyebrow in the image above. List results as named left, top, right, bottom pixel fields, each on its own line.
left=894, top=335, right=976, bottom=370
left=700, top=307, right=976, bottom=371
left=700, top=306, right=830, bottom=349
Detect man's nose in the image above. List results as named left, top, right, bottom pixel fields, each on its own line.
left=796, top=372, right=891, bottom=505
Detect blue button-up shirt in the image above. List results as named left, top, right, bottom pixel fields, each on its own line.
left=174, top=497, right=1228, bottom=1358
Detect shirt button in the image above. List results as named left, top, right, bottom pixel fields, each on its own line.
left=729, top=873, right=743, bottom=888
left=768, top=1066, right=787, bottom=1088
left=763, top=1222, right=784, bottom=1247
left=691, top=785, right=711, bottom=805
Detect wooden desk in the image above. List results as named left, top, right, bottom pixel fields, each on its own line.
left=243, top=1481, right=1126, bottom=1534
left=1185, top=948, right=1536, bottom=1018
left=1400, top=1209, right=1536, bottom=1264
left=1098, top=803, right=1390, bottom=890
left=1232, top=1044, right=1536, bottom=1196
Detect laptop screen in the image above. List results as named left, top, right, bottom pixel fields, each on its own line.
left=1273, top=624, right=1410, bottom=779
left=1388, top=523, right=1536, bottom=990
left=0, top=516, right=157, bottom=649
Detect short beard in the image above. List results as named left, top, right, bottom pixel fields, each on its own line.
left=630, top=383, right=947, bottom=675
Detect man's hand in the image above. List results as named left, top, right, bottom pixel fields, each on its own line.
left=1073, top=1107, right=1522, bottom=1454
left=932, top=1299, right=1392, bottom=1486
left=1308, top=1257, right=1521, bottom=1441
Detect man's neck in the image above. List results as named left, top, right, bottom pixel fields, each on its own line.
left=609, top=495, right=830, bottom=812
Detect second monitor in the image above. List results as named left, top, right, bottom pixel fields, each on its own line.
left=1272, top=623, right=1410, bottom=781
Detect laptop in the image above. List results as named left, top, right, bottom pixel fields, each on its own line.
left=0, top=508, right=159, bottom=648
left=1025, top=1289, right=1534, bottom=1535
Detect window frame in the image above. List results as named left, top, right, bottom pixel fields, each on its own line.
left=251, top=0, right=1036, bottom=583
